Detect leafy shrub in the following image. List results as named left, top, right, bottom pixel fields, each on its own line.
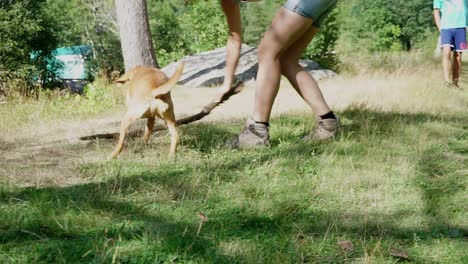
left=147, top=0, right=190, bottom=67
left=0, top=67, right=38, bottom=98
left=241, top=0, right=280, bottom=45
left=148, top=0, right=229, bottom=66
left=339, top=0, right=435, bottom=53
left=81, top=79, right=121, bottom=113
left=179, top=0, right=228, bottom=53
left=0, top=1, right=58, bottom=69
left=303, top=7, right=340, bottom=71
left=0, top=0, right=61, bottom=94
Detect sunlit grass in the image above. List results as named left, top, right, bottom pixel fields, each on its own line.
left=1, top=103, right=466, bottom=262
left=0, top=57, right=467, bottom=263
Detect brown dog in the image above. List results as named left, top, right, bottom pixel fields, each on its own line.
left=110, top=63, right=184, bottom=159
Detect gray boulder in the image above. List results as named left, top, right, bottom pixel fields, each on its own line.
left=162, top=44, right=336, bottom=88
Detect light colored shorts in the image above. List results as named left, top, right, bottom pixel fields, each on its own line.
left=284, top=0, right=338, bottom=27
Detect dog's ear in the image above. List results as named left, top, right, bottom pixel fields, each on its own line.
left=113, top=67, right=140, bottom=84
left=114, top=72, right=131, bottom=84
left=113, top=76, right=129, bottom=84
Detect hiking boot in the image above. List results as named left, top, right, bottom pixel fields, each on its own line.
left=303, top=116, right=339, bottom=141
left=229, top=118, right=270, bottom=148
left=452, top=82, right=462, bottom=90
left=444, top=81, right=460, bottom=89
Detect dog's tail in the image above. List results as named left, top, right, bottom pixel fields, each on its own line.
left=152, top=62, right=184, bottom=97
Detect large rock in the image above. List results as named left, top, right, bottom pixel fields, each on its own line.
left=162, top=44, right=337, bottom=88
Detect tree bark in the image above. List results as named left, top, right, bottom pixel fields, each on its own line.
left=115, top=0, right=158, bottom=71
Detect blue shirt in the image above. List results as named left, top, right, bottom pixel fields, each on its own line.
left=434, top=0, right=468, bottom=29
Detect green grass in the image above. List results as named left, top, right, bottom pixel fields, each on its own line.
left=0, top=103, right=467, bottom=263
left=0, top=79, right=122, bottom=133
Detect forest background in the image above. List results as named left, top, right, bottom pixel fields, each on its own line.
left=0, top=0, right=437, bottom=93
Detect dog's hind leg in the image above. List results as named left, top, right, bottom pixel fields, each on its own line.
left=166, top=118, right=179, bottom=159
left=143, top=117, right=155, bottom=144
left=155, top=95, right=179, bottom=159
left=110, top=112, right=139, bottom=159
left=161, top=106, right=179, bottom=159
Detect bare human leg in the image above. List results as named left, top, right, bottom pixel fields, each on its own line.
left=252, top=8, right=316, bottom=122
left=217, top=0, right=242, bottom=102
left=232, top=7, right=340, bottom=147
left=452, top=51, right=462, bottom=87
left=442, top=46, right=452, bottom=85
left=231, top=8, right=337, bottom=148
left=279, top=25, right=331, bottom=116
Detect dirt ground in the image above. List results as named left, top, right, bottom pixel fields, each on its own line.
left=0, top=80, right=308, bottom=186
left=1, top=74, right=466, bottom=187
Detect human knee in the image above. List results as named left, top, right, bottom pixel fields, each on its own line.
left=279, top=55, right=299, bottom=74
left=257, top=42, right=280, bottom=64
left=442, top=47, right=452, bottom=56
left=455, top=52, right=462, bottom=62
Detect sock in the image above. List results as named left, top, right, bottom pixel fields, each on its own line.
left=255, top=120, right=269, bottom=127
left=319, top=111, right=337, bottom=120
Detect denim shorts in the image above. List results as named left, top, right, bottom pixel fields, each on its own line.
left=441, top=28, right=467, bottom=52
left=284, top=0, right=338, bottom=27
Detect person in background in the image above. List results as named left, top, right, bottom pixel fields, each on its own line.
left=230, top=0, right=339, bottom=148
left=433, top=0, right=468, bottom=89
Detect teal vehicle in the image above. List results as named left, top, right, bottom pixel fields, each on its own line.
left=31, top=45, right=94, bottom=93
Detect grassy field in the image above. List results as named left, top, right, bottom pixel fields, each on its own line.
left=0, top=58, right=467, bottom=263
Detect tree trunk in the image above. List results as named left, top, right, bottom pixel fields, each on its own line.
left=115, top=0, right=158, bottom=71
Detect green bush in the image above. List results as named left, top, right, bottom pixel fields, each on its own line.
left=339, top=0, right=435, bottom=53
left=303, top=7, right=340, bottom=71
left=179, top=1, right=228, bottom=54
left=0, top=0, right=62, bottom=93
left=1, top=0, right=439, bottom=96
left=0, top=67, right=38, bottom=97
left=147, top=0, right=229, bottom=66
left=241, top=0, right=281, bottom=45
left=0, top=1, right=58, bottom=69
left=81, top=79, right=120, bottom=113
left=148, top=0, right=190, bottom=67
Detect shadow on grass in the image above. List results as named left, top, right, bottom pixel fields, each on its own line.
left=180, top=105, right=467, bottom=152
left=416, top=143, right=467, bottom=235
left=0, top=167, right=239, bottom=262
left=1, top=107, right=467, bottom=262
